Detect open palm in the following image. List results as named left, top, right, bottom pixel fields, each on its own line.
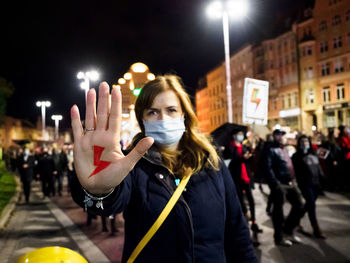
left=70, top=82, right=154, bottom=195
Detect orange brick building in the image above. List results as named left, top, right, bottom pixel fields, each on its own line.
left=297, top=0, right=350, bottom=134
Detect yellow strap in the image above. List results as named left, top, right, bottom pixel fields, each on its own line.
left=127, top=174, right=191, bottom=263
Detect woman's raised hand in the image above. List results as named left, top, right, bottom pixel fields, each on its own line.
left=70, top=82, right=154, bottom=194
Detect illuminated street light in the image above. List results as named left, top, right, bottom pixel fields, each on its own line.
left=77, top=70, right=100, bottom=103
left=124, top=72, right=132, bottom=80
left=147, top=73, right=155, bottom=81
left=36, top=101, right=51, bottom=140
left=131, top=62, right=148, bottom=73
left=118, top=78, right=126, bottom=85
left=207, top=0, right=249, bottom=123
left=51, top=115, right=63, bottom=140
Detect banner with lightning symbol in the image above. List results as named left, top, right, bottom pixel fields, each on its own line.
left=242, top=78, right=269, bottom=125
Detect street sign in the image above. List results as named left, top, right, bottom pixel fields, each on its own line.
left=242, top=78, right=269, bottom=125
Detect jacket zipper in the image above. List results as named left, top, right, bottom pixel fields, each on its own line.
left=142, top=156, right=195, bottom=263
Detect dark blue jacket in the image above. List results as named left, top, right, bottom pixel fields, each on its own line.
left=71, top=149, right=257, bottom=263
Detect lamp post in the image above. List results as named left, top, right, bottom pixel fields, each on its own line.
left=206, top=0, right=249, bottom=123
left=77, top=70, right=99, bottom=103
left=51, top=115, right=63, bottom=140
left=36, top=101, right=51, bottom=140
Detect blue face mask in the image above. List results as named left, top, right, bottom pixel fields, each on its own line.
left=143, top=118, right=185, bottom=146
left=236, top=135, right=244, bottom=142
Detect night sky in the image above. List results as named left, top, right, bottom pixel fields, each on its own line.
left=0, top=0, right=314, bottom=129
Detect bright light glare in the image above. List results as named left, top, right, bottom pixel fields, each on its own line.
left=206, top=1, right=223, bottom=19
left=275, top=124, right=281, bottom=130
left=89, top=71, right=99, bottom=81
left=118, top=78, right=126, bottom=85
left=227, top=0, right=249, bottom=19
left=52, top=115, right=63, bottom=120
left=45, top=101, right=51, bottom=107
left=131, top=62, right=148, bottom=73
left=124, top=72, right=132, bottom=80
left=36, top=101, right=42, bottom=107
left=312, top=125, right=317, bottom=131
left=80, top=82, right=88, bottom=90
left=147, top=73, right=155, bottom=80
left=77, top=72, right=84, bottom=79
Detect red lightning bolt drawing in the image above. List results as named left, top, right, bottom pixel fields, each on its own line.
left=89, top=146, right=111, bottom=178
left=250, top=88, right=261, bottom=111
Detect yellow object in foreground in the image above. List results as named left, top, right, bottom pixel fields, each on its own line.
left=14, top=246, right=88, bottom=263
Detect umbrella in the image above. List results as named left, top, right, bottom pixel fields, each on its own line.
left=12, top=139, right=31, bottom=146
left=210, top=122, right=247, bottom=147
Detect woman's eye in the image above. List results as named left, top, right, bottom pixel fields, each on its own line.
left=168, top=108, right=177, bottom=113
left=148, top=110, right=157, bottom=116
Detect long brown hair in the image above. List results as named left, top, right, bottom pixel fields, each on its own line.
left=133, top=74, right=219, bottom=178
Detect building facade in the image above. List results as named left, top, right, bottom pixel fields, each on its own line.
left=297, top=0, right=350, bottom=134
left=196, top=0, right=350, bottom=135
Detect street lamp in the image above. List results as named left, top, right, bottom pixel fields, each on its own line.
left=36, top=101, right=51, bottom=140
left=51, top=115, right=63, bottom=140
left=77, top=70, right=100, bottom=103
left=207, top=0, right=249, bottom=123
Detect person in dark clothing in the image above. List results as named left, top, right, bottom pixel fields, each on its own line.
left=70, top=75, right=257, bottom=263
left=17, top=148, right=35, bottom=203
left=292, top=135, right=326, bottom=239
left=319, top=128, right=341, bottom=191
left=264, top=129, right=304, bottom=247
left=37, top=149, right=57, bottom=197
left=227, top=129, right=262, bottom=243
left=52, top=148, right=68, bottom=196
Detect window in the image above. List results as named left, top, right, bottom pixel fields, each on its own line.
left=285, top=55, right=289, bottom=65
left=302, top=46, right=312, bottom=56
left=346, top=10, right=350, bottom=22
left=281, top=95, right=285, bottom=109
left=319, top=21, right=327, bottom=31
left=273, top=97, right=277, bottom=110
left=320, top=41, right=328, bottom=53
left=333, top=36, right=342, bottom=48
left=331, top=15, right=341, bottom=26
left=347, top=33, right=350, bottom=45
left=270, top=60, right=274, bottom=69
left=334, top=59, right=344, bottom=73
left=287, top=94, right=292, bottom=108
left=307, top=66, right=313, bottom=78
left=269, top=43, right=273, bottom=51
left=321, top=63, right=330, bottom=76
left=336, top=83, right=345, bottom=100
left=292, top=52, right=297, bottom=62
left=294, top=92, right=298, bottom=106
left=323, top=87, right=331, bottom=103
left=279, top=58, right=283, bottom=67
left=270, top=77, right=275, bottom=88
left=309, top=89, right=315, bottom=104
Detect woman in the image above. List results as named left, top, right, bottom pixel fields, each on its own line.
left=292, top=135, right=326, bottom=239
left=70, top=75, right=257, bottom=262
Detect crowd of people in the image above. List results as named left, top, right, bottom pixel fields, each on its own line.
left=222, top=124, right=350, bottom=247
left=3, top=146, right=121, bottom=235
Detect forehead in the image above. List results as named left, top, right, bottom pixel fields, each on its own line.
left=150, top=90, right=181, bottom=108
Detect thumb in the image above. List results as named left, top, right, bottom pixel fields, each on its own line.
left=125, top=137, right=154, bottom=168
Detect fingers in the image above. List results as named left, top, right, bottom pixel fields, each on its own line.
left=85, top=89, right=97, bottom=129
left=109, top=85, right=122, bottom=133
left=125, top=137, right=154, bottom=169
left=96, top=82, right=110, bottom=131
left=71, top=105, right=83, bottom=142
